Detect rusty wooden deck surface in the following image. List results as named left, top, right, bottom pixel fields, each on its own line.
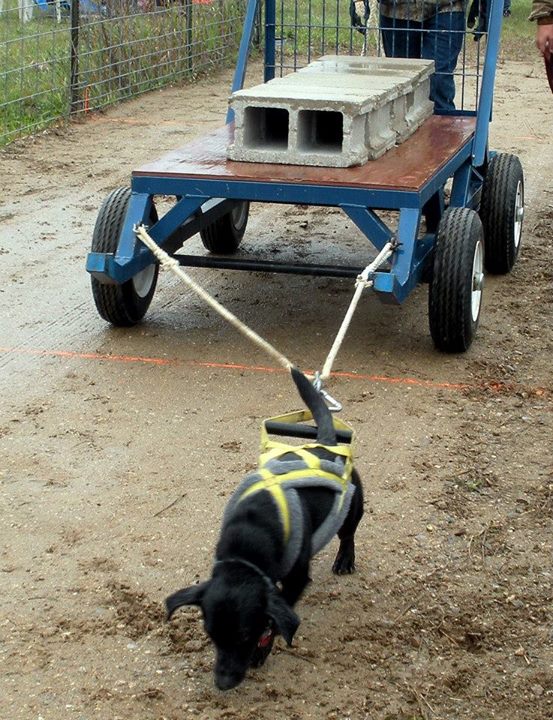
left=133, top=115, right=476, bottom=192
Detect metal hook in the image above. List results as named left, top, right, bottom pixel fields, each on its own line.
left=313, top=371, right=323, bottom=393
left=312, top=372, right=342, bottom=413
left=321, top=388, right=343, bottom=413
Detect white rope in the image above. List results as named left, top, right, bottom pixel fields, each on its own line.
left=135, top=224, right=394, bottom=386
left=320, top=241, right=395, bottom=380
left=135, top=225, right=293, bottom=372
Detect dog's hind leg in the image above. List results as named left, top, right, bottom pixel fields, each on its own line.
left=332, top=470, right=364, bottom=575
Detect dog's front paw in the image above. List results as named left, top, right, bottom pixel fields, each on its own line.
left=250, top=625, right=275, bottom=668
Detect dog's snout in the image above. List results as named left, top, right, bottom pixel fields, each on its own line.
left=215, top=671, right=243, bottom=691
left=214, top=648, right=248, bottom=690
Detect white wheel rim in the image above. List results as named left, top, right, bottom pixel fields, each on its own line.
left=471, top=239, right=484, bottom=322
left=231, top=202, right=248, bottom=230
left=513, top=180, right=524, bottom=250
left=132, top=264, right=156, bottom=298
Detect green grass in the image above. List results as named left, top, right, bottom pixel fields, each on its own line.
left=500, top=0, right=535, bottom=60
left=0, top=1, right=246, bottom=144
left=1, top=7, right=71, bottom=141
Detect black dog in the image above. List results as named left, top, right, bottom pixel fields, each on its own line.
left=165, top=367, right=364, bottom=690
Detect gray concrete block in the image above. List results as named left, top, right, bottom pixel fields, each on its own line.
left=228, top=55, right=434, bottom=167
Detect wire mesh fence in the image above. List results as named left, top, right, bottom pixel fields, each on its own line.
left=267, top=0, right=488, bottom=113
left=0, top=0, right=249, bottom=145
left=1, top=0, right=491, bottom=146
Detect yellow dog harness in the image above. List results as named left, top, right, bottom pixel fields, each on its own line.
left=222, top=410, right=355, bottom=577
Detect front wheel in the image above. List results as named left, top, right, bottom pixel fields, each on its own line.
left=91, top=187, right=159, bottom=326
left=200, top=201, right=249, bottom=254
left=429, top=207, right=485, bottom=353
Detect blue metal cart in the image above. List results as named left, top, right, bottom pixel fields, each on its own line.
left=86, top=0, right=524, bottom=352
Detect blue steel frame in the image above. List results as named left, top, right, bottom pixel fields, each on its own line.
left=86, top=0, right=504, bottom=306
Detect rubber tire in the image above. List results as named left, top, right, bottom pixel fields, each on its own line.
left=479, top=153, right=524, bottom=274
left=91, top=187, right=159, bottom=326
left=200, top=201, right=249, bottom=254
left=429, top=207, right=485, bottom=353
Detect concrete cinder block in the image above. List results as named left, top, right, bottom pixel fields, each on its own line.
left=227, top=55, right=434, bottom=167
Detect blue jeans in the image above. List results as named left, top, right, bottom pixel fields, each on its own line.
left=379, top=12, right=465, bottom=112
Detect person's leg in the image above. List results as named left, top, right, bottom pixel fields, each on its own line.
left=421, top=11, right=465, bottom=112
left=379, top=13, right=422, bottom=59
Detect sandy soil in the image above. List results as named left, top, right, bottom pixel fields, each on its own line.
left=0, top=53, right=552, bottom=720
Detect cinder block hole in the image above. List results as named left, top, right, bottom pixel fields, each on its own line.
left=297, top=110, right=343, bottom=154
left=243, top=107, right=289, bottom=150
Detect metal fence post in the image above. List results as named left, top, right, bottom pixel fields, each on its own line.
left=70, top=0, right=81, bottom=115
left=186, top=0, right=193, bottom=74
left=253, top=0, right=261, bottom=47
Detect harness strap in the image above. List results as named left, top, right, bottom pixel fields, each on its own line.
left=260, top=409, right=355, bottom=451
left=238, top=473, right=295, bottom=541
left=260, top=444, right=350, bottom=468
left=238, top=464, right=352, bottom=545
left=238, top=409, right=356, bottom=543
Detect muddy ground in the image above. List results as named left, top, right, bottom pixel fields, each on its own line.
left=1, top=51, right=552, bottom=720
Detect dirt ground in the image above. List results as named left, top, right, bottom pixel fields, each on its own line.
left=1, top=51, right=552, bottom=720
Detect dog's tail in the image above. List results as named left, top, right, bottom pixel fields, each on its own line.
left=290, top=367, right=336, bottom=446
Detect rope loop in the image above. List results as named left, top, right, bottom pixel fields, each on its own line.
left=320, top=239, right=396, bottom=381
left=135, top=224, right=397, bottom=402
left=135, top=224, right=293, bottom=372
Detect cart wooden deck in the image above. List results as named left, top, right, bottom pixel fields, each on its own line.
left=133, top=115, right=477, bottom=193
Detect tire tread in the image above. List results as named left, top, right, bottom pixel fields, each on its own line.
left=90, top=187, right=158, bottom=326
left=480, top=153, right=523, bottom=274
left=429, top=207, right=483, bottom=353
left=200, top=202, right=249, bottom=254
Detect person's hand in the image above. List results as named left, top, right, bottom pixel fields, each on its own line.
left=467, top=0, right=488, bottom=42
left=537, top=20, right=553, bottom=62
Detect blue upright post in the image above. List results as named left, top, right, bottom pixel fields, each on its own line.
left=227, top=0, right=261, bottom=124
left=472, top=0, right=503, bottom=167
left=265, top=0, right=276, bottom=82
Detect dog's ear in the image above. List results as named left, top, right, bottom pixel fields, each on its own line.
left=165, top=581, right=210, bottom=620
left=267, top=593, right=300, bottom=646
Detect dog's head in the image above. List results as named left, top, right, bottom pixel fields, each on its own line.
left=165, top=565, right=299, bottom=690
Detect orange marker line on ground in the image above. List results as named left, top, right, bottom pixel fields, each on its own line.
left=332, top=369, right=470, bottom=391
left=188, top=360, right=471, bottom=391
left=0, top=346, right=176, bottom=366
left=0, top=344, right=518, bottom=395
left=1, top=346, right=550, bottom=396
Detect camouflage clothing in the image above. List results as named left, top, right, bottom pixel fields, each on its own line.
left=529, top=0, right=553, bottom=22
left=379, top=0, right=465, bottom=22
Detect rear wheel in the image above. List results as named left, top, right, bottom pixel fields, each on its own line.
left=429, top=207, right=485, bottom=353
left=91, top=187, right=159, bottom=326
left=479, top=153, right=524, bottom=274
left=200, top=201, right=249, bottom=253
